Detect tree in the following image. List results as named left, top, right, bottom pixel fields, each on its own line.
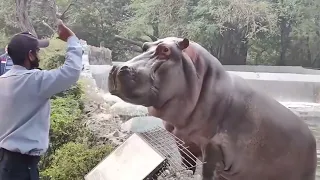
left=15, top=0, right=37, bottom=37
left=119, top=0, right=277, bottom=65
left=3, top=0, right=320, bottom=65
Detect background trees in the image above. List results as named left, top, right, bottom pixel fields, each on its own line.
left=1, top=0, right=320, bottom=66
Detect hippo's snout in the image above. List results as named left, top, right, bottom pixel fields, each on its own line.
left=108, top=61, right=156, bottom=107
left=108, top=65, right=135, bottom=95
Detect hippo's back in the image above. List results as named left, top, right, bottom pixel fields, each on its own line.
left=250, top=89, right=316, bottom=179
left=225, top=73, right=317, bottom=180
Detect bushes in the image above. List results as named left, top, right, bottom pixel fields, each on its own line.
left=38, top=37, right=113, bottom=180
left=49, top=96, right=82, bottom=150
left=41, top=142, right=112, bottom=180
left=0, top=31, right=8, bottom=48
left=39, top=34, right=66, bottom=70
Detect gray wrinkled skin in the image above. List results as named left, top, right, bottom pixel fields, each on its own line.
left=108, top=37, right=317, bottom=180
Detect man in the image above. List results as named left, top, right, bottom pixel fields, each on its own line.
left=0, top=19, right=82, bottom=180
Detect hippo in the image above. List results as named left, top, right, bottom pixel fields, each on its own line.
left=108, top=37, right=317, bottom=180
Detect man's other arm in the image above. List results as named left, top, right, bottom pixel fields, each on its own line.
left=35, top=36, right=83, bottom=99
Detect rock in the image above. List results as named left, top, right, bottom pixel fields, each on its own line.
left=109, top=102, right=148, bottom=122
left=102, top=130, right=131, bottom=146
left=113, top=130, right=120, bottom=137
left=103, top=93, right=123, bottom=106
left=121, top=116, right=164, bottom=133
left=85, top=112, right=122, bottom=140
left=185, top=170, right=194, bottom=176
left=193, top=174, right=202, bottom=180
left=164, top=170, right=170, bottom=176
left=88, top=45, right=112, bottom=65
left=95, top=113, right=116, bottom=122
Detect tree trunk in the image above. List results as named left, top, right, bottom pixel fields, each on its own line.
left=217, top=24, right=248, bottom=65
left=114, top=35, right=144, bottom=47
left=151, top=16, right=159, bottom=39
left=41, top=0, right=58, bottom=30
left=277, top=17, right=292, bottom=66
left=15, top=0, right=37, bottom=37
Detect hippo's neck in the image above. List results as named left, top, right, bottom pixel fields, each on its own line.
left=183, top=44, right=234, bottom=138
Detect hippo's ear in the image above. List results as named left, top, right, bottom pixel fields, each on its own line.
left=142, top=42, right=151, bottom=52
left=178, top=38, right=189, bottom=50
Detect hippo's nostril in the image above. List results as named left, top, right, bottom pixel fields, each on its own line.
left=120, top=66, right=129, bottom=71
left=119, top=66, right=131, bottom=75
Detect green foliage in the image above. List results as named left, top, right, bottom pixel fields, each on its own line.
left=61, top=0, right=132, bottom=61
left=39, top=93, right=100, bottom=178
left=54, top=81, right=84, bottom=101
left=0, top=0, right=19, bottom=39
left=49, top=96, right=82, bottom=150
left=117, top=0, right=320, bottom=66
left=39, top=35, right=67, bottom=70
left=2, top=0, right=320, bottom=66
left=0, top=30, right=8, bottom=48
left=39, top=35, right=84, bottom=105
left=41, top=142, right=113, bottom=180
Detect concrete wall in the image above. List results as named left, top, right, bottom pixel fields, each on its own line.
left=242, top=79, right=320, bottom=103
left=90, top=65, right=111, bottom=92
left=228, top=71, right=320, bottom=103
left=88, top=46, right=112, bottom=65
left=223, top=65, right=320, bottom=75
left=89, top=64, right=320, bottom=103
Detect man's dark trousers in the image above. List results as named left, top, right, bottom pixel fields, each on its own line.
left=0, top=148, right=40, bottom=180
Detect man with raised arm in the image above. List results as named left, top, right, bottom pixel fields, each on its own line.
left=0, top=19, right=82, bottom=180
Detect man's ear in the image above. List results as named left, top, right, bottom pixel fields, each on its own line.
left=28, top=50, right=35, bottom=62
left=178, top=38, right=189, bottom=50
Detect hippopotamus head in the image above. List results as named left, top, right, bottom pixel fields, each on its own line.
left=108, top=37, right=200, bottom=108
left=109, top=37, right=230, bottom=129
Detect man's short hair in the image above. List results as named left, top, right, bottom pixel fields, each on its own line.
left=7, top=32, right=49, bottom=65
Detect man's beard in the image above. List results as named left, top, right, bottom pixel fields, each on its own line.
left=30, top=58, right=40, bottom=69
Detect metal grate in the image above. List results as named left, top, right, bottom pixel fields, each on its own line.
left=137, top=126, right=203, bottom=179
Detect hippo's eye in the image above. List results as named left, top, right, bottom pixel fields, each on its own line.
left=161, top=47, right=171, bottom=56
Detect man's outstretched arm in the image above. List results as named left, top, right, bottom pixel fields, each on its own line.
left=35, top=35, right=82, bottom=99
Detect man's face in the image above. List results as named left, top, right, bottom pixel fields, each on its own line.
left=28, top=48, right=40, bottom=69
